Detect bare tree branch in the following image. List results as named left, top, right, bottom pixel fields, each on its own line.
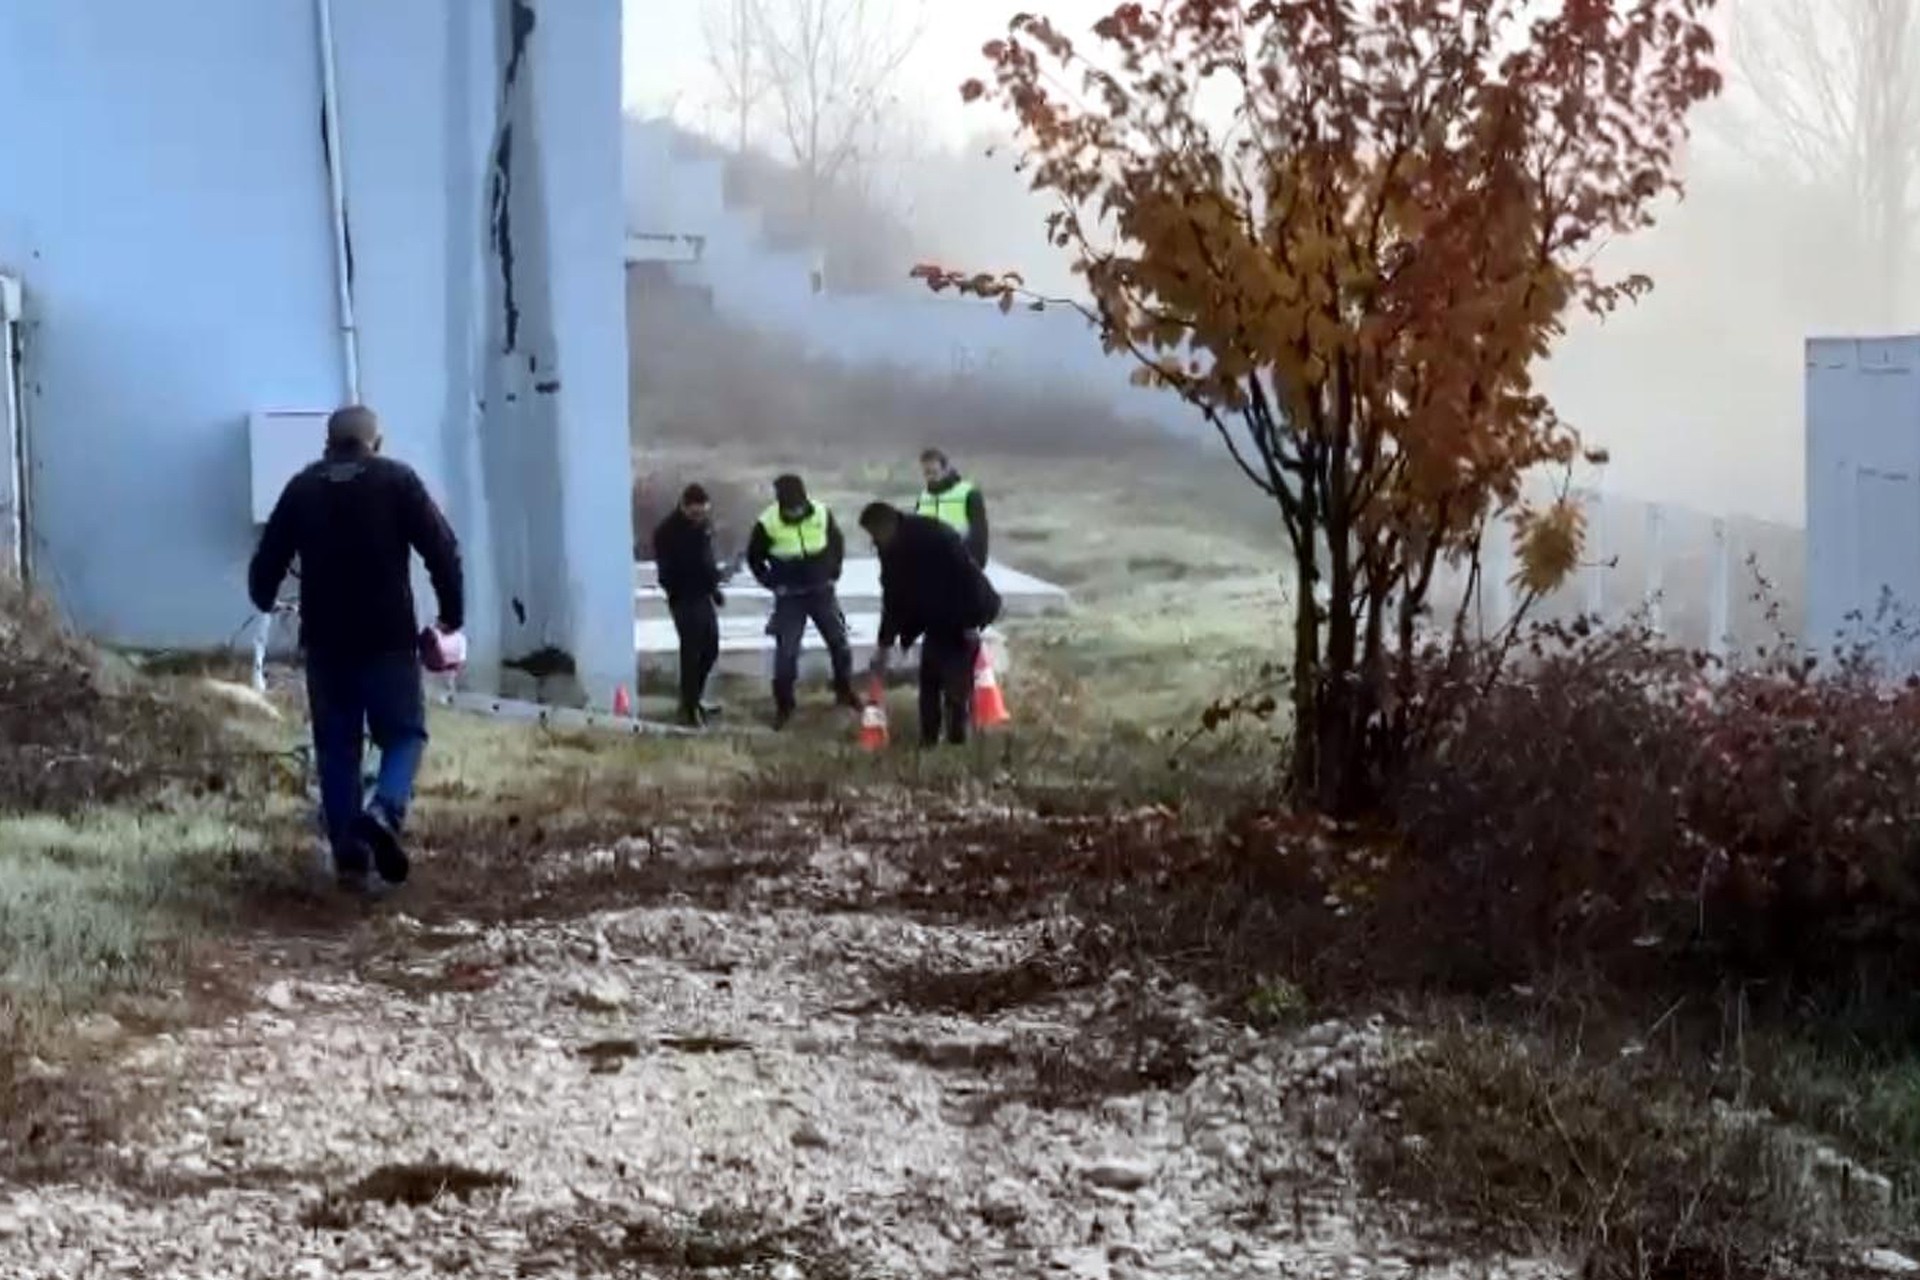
left=1718, top=0, right=1920, bottom=320
left=753, top=0, right=925, bottom=226
left=701, top=0, right=767, bottom=155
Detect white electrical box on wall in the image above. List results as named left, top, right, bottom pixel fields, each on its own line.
left=247, top=410, right=329, bottom=524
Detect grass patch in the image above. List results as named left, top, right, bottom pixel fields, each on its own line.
left=0, top=807, right=284, bottom=1018
left=1364, top=1015, right=1914, bottom=1278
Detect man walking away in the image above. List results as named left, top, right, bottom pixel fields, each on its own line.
left=248, top=405, right=463, bottom=895
left=914, top=448, right=990, bottom=567
left=860, top=502, right=1003, bottom=747
left=653, top=483, right=726, bottom=728
left=746, top=473, right=859, bottom=728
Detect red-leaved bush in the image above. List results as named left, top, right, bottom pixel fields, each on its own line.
left=1386, top=624, right=1920, bottom=991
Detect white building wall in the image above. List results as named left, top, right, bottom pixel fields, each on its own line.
left=0, top=2, right=342, bottom=644
left=0, top=0, right=633, bottom=706
left=1805, top=336, right=1920, bottom=674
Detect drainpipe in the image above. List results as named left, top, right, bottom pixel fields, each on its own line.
left=315, top=0, right=360, bottom=403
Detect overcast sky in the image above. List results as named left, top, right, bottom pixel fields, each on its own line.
left=620, top=0, right=1116, bottom=146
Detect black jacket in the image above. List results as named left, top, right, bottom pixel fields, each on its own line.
left=877, top=514, right=1003, bottom=650
left=746, top=504, right=846, bottom=594
left=653, top=509, right=723, bottom=606
left=248, top=450, right=464, bottom=659
left=920, top=472, right=990, bottom=566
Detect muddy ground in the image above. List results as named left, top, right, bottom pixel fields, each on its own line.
left=0, top=794, right=1574, bottom=1280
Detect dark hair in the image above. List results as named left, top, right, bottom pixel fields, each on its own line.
left=859, top=501, right=901, bottom=533
left=773, top=473, right=808, bottom=505
left=919, top=447, right=949, bottom=466
left=680, top=483, right=711, bottom=506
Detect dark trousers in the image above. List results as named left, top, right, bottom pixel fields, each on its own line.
left=306, top=651, right=428, bottom=873
left=919, top=629, right=980, bottom=746
left=669, top=596, right=719, bottom=715
left=768, top=588, right=854, bottom=711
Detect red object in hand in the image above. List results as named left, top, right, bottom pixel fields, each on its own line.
left=419, top=626, right=467, bottom=673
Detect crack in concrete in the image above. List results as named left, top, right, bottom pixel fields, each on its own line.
left=487, top=0, right=537, bottom=354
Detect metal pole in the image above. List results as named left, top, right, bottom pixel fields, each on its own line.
left=1709, top=516, right=1732, bottom=665
left=1585, top=487, right=1607, bottom=621
left=1484, top=520, right=1512, bottom=637
left=251, top=613, right=271, bottom=693
left=1644, top=503, right=1665, bottom=635
left=316, top=0, right=361, bottom=403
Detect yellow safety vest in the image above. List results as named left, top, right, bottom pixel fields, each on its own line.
left=757, top=503, right=831, bottom=560
left=915, top=479, right=975, bottom=535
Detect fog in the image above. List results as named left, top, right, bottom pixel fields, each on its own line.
left=625, top=0, right=1918, bottom=530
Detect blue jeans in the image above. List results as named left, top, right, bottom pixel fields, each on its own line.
left=306, top=651, right=428, bottom=872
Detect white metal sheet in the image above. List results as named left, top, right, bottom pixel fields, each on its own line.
left=247, top=410, right=330, bottom=524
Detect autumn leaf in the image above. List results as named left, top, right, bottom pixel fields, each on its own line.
left=1512, top=499, right=1588, bottom=596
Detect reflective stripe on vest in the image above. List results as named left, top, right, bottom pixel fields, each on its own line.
left=915, top=479, right=974, bottom=535
left=757, top=503, right=831, bottom=560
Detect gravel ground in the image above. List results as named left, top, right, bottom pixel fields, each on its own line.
left=0, top=836, right=1569, bottom=1279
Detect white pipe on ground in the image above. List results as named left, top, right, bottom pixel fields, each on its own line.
left=315, top=0, right=361, bottom=404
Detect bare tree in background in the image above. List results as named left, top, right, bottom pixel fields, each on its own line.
left=752, top=0, right=925, bottom=226
left=702, top=0, right=766, bottom=155
left=1724, top=0, right=1920, bottom=322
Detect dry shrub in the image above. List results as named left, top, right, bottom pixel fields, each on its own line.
left=1365, top=1025, right=1823, bottom=1280
left=0, top=581, right=229, bottom=814
left=1387, top=622, right=1920, bottom=996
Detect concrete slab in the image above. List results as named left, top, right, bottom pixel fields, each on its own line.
left=634, top=557, right=1070, bottom=617
left=633, top=556, right=1045, bottom=678
left=634, top=613, right=1008, bottom=679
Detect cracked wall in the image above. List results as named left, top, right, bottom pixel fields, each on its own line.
left=0, top=1, right=634, bottom=702
left=470, top=0, right=633, bottom=706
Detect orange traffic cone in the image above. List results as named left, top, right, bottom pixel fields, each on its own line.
left=973, top=642, right=1010, bottom=728
left=612, top=684, right=633, bottom=718
left=858, top=676, right=890, bottom=751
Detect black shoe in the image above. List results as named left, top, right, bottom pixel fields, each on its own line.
left=834, top=688, right=862, bottom=712
left=772, top=707, right=794, bottom=731
left=335, top=857, right=373, bottom=896
left=352, top=805, right=411, bottom=886
left=679, top=705, right=708, bottom=729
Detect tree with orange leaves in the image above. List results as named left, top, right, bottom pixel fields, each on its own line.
left=915, top=0, right=1722, bottom=813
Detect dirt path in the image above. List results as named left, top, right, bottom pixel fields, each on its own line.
left=0, top=821, right=1563, bottom=1279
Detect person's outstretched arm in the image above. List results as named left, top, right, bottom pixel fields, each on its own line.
left=876, top=552, right=901, bottom=655
left=248, top=485, right=300, bottom=616
left=402, top=469, right=465, bottom=631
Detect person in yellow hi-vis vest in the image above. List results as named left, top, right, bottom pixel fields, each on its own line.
left=745, top=473, right=860, bottom=729
left=915, top=448, right=989, bottom=567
